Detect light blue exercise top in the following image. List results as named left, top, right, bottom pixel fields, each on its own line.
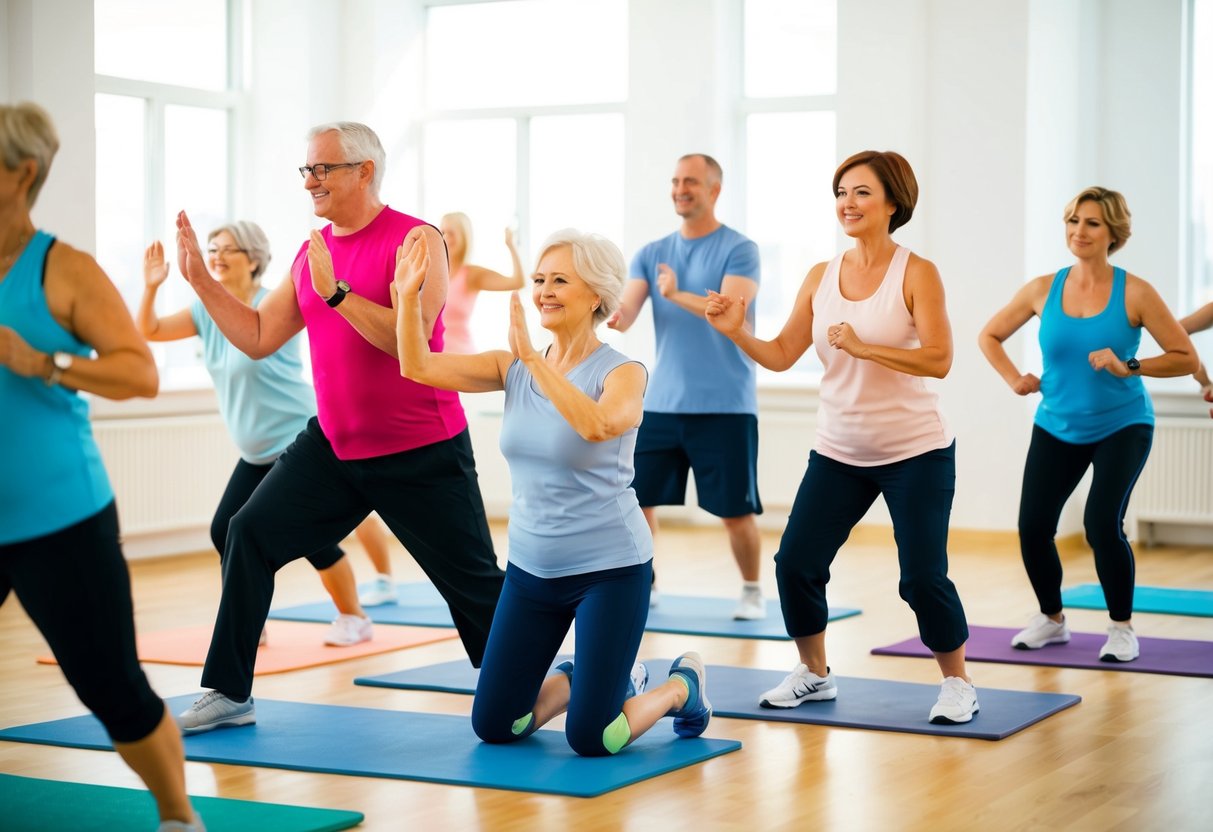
left=630, top=226, right=760, bottom=415
left=499, top=343, right=653, bottom=578
left=1035, top=266, right=1154, bottom=444
left=0, top=232, right=113, bottom=545
left=191, top=290, right=316, bottom=465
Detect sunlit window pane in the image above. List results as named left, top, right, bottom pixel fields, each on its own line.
left=423, top=119, right=519, bottom=351
left=94, top=94, right=146, bottom=308
left=95, top=0, right=228, bottom=90
left=427, top=0, right=626, bottom=109
left=746, top=111, right=836, bottom=377
left=530, top=114, right=625, bottom=254
left=744, top=0, right=837, bottom=97
left=1191, top=0, right=1213, bottom=318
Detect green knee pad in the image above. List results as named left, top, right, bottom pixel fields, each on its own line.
left=601, top=711, right=632, bottom=754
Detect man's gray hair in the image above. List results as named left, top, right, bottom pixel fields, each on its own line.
left=307, top=121, right=386, bottom=198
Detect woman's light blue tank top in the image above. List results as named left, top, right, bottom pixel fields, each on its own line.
left=499, top=343, right=652, bottom=578
left=1035, top=266, right=1153, bottom=443
left=0, top=232, right=113, bottom=544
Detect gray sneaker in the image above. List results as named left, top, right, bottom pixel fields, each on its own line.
left=759, top=663, right=838, bottom=708
left=176, top=690, right=255, bottom=735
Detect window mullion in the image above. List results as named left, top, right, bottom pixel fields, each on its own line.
left=145, top=97, right=166, bottom=251
left=516, top=116, right=531, bottom=257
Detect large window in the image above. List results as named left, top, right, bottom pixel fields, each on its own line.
left=420, top=0, right=627, bottom=352
left=742, top=0, right=837, bottom=384
left=94, top=0, right=241, bottom=389
left=1189, top=0, right=1213, bottom=325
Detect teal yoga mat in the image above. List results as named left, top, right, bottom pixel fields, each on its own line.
left=357, top=659, right=1080, bottom=740
left=0, top=773, right=363, bottom=832
left=269, top=581, right=860, bottom=641
left=0, top=696, right=740, bottom=798
left=1061, top=584, right=1213, bottom=617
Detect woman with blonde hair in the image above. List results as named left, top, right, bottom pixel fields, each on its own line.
left=979, top=186, right=1197, bottom=662
left=439, top=211, right=525, bottom=353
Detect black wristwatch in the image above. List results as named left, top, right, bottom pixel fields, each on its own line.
left=325, top=279, right=351, bottom=308
left=1125, top=357, right=1141, bottom=374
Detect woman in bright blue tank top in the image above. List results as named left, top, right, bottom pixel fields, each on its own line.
left=0, top=101, right=200, bottom=829
left=135, top=220, right=388, bottom=647
left=395, top=228, right=711, bottom=757
left=979, top=187, right=1198, bottom=663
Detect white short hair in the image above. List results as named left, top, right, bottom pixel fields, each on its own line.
left=0, top=102, right=60, bottom=208
left=209, top=221, right=272, bottom=280
left=306, top=121, right=386, bottom=198
left=536, top=229, right=626, bottom=326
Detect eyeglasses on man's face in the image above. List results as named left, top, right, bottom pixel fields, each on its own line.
left=298, top=161, right=365, bottom=181
left=207, top=246, right=247, bottom=257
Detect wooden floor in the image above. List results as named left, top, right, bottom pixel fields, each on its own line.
left=2, top=523, right=1211, bottom=831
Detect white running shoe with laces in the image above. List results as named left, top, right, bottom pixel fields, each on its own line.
left=325, top=614, right=373, bottom=646
left=758, top=663, right=837, bottom=708
left=1099, top=624, right=1140, bottom=662
left=732, top=586, right=767, bottom=621
left=929, top=676, right=979, bottom=724
left=175, top=690, right=255, bottom=735
left=359, top=576, right=399, bottom=607
left=1011, top=613, right=1071, bottom=649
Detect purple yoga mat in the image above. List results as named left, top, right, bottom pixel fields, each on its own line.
left=871, top=625, right=1213, bottom=678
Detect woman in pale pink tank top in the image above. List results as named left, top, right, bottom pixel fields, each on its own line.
left=706, top=150, right=977, bottom=725
left=440, top=212, right=525, bottom=353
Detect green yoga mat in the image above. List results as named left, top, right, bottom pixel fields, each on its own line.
left=1061, top=584, right=1213, bottom=618
left=0, top=773, right=363, bottom=832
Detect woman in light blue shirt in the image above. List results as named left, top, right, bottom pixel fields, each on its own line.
left=137, top=221, right=384, bottom=646
left=395, top=228, right=710, bottom=756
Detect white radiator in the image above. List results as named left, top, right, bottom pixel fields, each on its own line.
left=1132, top=417, right=1213, bottom=544
left=92, top=414, right=239, bottom=544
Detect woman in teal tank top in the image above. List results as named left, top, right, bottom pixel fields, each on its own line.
left=0, top=102, right=201, bottom=830
left=979, top=187, right=1198, bottom=663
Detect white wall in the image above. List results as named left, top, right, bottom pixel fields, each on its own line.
left=6, top=0, right=1198, bottom=545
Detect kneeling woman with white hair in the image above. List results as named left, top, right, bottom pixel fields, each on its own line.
left=395, top=228, right=710, bottom=756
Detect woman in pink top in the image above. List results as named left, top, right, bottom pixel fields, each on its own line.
left=706, top=150, right=976, bottom=725
left=440, top=212, right=525, bottom=353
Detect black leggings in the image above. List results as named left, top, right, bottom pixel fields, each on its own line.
left=0, top=503, right=164, bottom=742
left=1018, top=423, right=1153, bottom=622
left=211, top=457, right=343, bottom=571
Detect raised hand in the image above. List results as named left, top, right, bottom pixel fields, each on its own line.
left=504, top=227, right=517, bottom=250
left=508, top=291, right=540, bottom=363
left=143, top=241, right=170, bottom=288
left=1088, top=348, right=1129, bottom=377
left=175, top=211, right=214, bottom=287
left=1011, top=373, right=1041, bottom=395
left=394, top=230, right=429, bottom=299
left=705, top=290, right=746, bottom=336
left=307, top=230, right=338, bottom=300
left=657, top=264, right=678, bottom=298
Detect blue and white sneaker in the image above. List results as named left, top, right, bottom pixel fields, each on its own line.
left=667, top=651, right=711, bottom=738
left=759, top=663, right=837, bottom=708
left=175, top=690, right=255, bottom=735
left=627, top=661, right=649, bottom=698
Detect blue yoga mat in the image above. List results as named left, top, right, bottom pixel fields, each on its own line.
left=358, top=659, right=1079, bottom=741
left=0, top=696, right=739, bottom=798
left=270, top=581, right=860, bottom=640
left=1061, top=584, right=1213, bottom=618
left=0, top=773, right=363, bottom=832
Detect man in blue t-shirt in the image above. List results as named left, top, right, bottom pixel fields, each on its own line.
left=609, top=153, right=765, bottom=619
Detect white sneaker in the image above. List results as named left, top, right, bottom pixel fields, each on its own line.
left=325, top=614, right=372, bottom=646
left=1099, top=624, right=1140, bottom=662
left=649, top=585, right=659, bottom=608
left=257, top=626, right=267, bottom=647
left=929, top=677, right=979, bottom=724
left=627, top=661, right=649, bottom=698
left=175, top=690, right=255, bottom=735
left=732, top=586, right=767, bottom=620
left=758, top=663, right=837, bottom=708
left=1011, top=613, right=1071, bottom=649
left=156, top=814, right=206, bottom=832
left=359, top=576, right=398, bottom=607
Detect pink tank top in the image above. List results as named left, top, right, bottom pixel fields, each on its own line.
left=811, top=246, right=952, bottom=466
left=291, top=206, right=467, bottom=460
left=441, top=265, right=478, bottom=354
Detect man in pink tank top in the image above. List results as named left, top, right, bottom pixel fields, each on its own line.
left=170, top=122, right=504, bottom=735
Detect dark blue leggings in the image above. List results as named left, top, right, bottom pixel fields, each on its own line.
left=1018, top=423, right=1153, bottom=622
left=472, top=561, right=651, bottom=757
left=0, top=503, right=164, bottom=742
left=775, top=443, right=969, bottom=653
